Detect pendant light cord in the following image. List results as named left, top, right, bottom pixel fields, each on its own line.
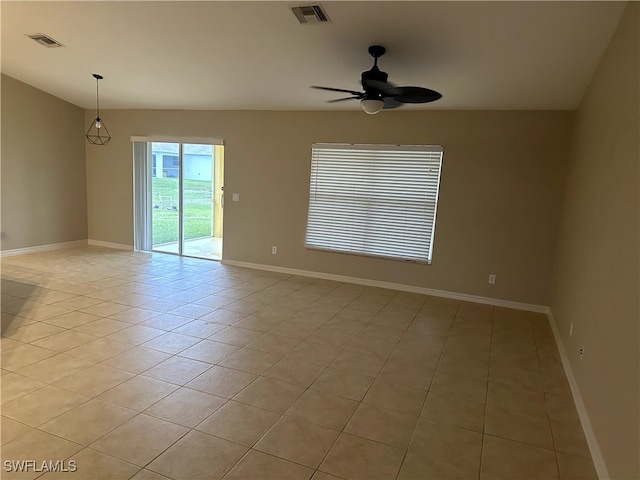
left=95, top=77, right=100, bottom=119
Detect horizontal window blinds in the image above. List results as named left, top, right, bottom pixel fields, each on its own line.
left=305, top=144, right=443, bottom=264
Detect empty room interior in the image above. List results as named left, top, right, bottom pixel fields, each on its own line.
left=1, top=2, right=638, bottom=480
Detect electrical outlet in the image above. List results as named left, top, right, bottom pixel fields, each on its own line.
left=232, top=193, right=240, bottom=202
left=569, top=323, right=573, bottom=337
left=579, top=345, right=584, bottom=360
left=272, top=246, right=277, bottom=255
left=488, top=274, right=496, bottom=284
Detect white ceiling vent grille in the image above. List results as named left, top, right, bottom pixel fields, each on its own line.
left=291, top=5, right=330, bottom=24
left=27, top=33, right=64, bottom=48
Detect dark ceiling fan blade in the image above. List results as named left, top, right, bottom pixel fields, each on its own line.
left=395, top=86, right=442, bottom=104
left=362, top=78, right=401, bottom=97
left=327, top=96, right=361, bottom=103
left=312, top=85, right=363, bottom=96
left=382, top=97, right=403, bottom=109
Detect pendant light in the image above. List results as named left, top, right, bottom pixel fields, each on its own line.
left=85, top=73, right=111, bottom=145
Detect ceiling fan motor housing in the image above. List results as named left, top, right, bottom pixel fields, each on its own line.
left=361, top=66, right=389, bottom=87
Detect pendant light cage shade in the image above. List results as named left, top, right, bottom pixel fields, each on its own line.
left=86, top=73, right=111, bottom=145
left=86, top=117, right=111, bottom=145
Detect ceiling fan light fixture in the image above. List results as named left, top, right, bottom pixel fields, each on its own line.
left=85, top=73, right=111, bottom=145
left=361, top=98, right=384, bottom=115
left=312, top=44, right=442, bottom=113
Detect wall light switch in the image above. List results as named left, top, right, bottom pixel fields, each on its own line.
left=232, top=193, right=239, bottom=202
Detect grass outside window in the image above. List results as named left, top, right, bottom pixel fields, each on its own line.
left=152, top=178, right=213, bottom=245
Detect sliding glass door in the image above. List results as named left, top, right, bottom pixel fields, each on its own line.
left=133, top=139, right=224, bottom=260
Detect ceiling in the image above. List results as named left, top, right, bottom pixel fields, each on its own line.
left=1, top=1, right=627, bottom=111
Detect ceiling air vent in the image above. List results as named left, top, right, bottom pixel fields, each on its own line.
left=27, top=33, right=64, bottom=48
left=291, top=4, right=330, bottom=24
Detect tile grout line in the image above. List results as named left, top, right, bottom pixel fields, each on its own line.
left=478, top=304, right=496, bottom=480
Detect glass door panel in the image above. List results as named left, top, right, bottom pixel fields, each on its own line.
left=182, top=144, right=215, bottom=259
left=151, top=142, right=181, bottom=254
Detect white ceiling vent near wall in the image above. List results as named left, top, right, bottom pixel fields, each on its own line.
left=26, top=33, right=64, bottom=48
left=291, top=4, right=330, bottom=24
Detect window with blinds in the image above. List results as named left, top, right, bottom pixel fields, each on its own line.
left=305, top=143, right=443, bottom=264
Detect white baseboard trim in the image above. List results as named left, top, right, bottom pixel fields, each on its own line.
left=547, top=309, right=609, bottom=479
left=0, top=239, right=87, bottom=257
left=87, top=239, right=134, bottom=251
left=222, top=259, right=549, bottom=313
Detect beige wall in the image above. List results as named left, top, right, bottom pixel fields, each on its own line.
left=550, top=3, right=639, bottom=479
left=1, top=75, right=87, bottom=251
left=86, top=109, right=572, bottom=305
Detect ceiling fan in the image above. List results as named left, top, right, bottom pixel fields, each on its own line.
left=312, top=45, right=442, bottom=115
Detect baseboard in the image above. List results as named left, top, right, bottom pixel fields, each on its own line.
left=222, top=259, right=549, bottom=313
left=547, top=309, right=609, bottom=479
left=0, top=239, right=87, bottom=257
left=87, top=239, right=134, bottom=251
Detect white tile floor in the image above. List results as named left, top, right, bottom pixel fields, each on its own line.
left=0, top=246, right=597, bottom=479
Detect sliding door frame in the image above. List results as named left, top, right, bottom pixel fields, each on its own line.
left=132, top=136, right=224, bottom=258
